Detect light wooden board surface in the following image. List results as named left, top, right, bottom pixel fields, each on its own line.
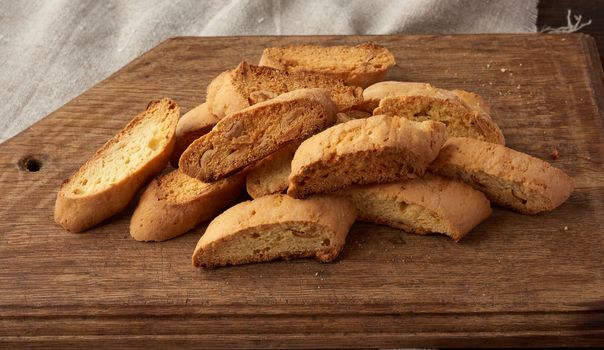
left=0, top=34, right=603, bottom=348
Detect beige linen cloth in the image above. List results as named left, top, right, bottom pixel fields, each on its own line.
left=0, top=0, right=537, bottom=142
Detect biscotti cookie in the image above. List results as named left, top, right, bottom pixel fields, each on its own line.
left=245, top=112, right=362, bottom=199
left=54, top=98, right=179, bottom=232
left=360, top=81, right=496, bottom=123
left=206, top=62, right=363, bottom=118
left=180, top=88, right=337, bottom=182
left=366, top=82, right=503, bottom=144
left=338, top=174, right=492, bottom=241
left=259, top=43, right=396, bottom=88
left=246, top=141, right=299, bottom=199
left=360, top=81, right=436, bottom=112
left=288, top=115, right=446, bottom=198
left=373, top=93, right=504, bottom=145
left=430, top=137, right=574, bottom=214
left=170, top=103, right=219, bottom=167
left=245, top=109, right=372, bottom=198
left=192, top=194, right=357, bottom=268
left=130, top=169, right=245, bottom=242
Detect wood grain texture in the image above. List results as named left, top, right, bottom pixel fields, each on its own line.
left=538, top=0, right=604, bottom=67
left=1, top=34, right=603, bottom=348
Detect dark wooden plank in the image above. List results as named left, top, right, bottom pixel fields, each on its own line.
left=0, top=34, right=603, bottom=348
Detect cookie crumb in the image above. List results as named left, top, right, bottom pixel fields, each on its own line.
left=486, top=63, right=491, bottom=68
left=500, top=68, right=507, bottom=73
left=314, top=272, right=319, bottom=277
left=550, top=146, right=560, bottom=160
left=517, top=85, right=521, bottom=89
left=564, top=226, right=568, bottom=231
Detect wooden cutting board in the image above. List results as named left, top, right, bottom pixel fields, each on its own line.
left=1, top=34, right=603, bottom=348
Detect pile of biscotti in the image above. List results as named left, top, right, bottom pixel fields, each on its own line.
left=54, top=43, right=574, bottom=268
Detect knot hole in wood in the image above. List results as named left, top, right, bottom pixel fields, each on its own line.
left=18, top=155, right=42, bottom=172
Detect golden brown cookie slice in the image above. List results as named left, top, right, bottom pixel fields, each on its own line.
left=130, top=169, right=245, bottom=242
left=54, top=98, right=179, bottom=232
left=288, top=115, right=446, bottom=198
left=360, top=81, right=436, bottom=112
left=245, top=111, right=364, bottom=199
left=374, top=93, right=505, bottom=145
left=180, top=88, right=337, bottom=182
left=192, top=194, right=357, bottom=268
left=339, top=174, right=492, bottom=241
left=259, top=43, right=396, bottom=88
left=430, top=137, right=574, bottom=214
left=206, top=62, right=363, bottom=118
